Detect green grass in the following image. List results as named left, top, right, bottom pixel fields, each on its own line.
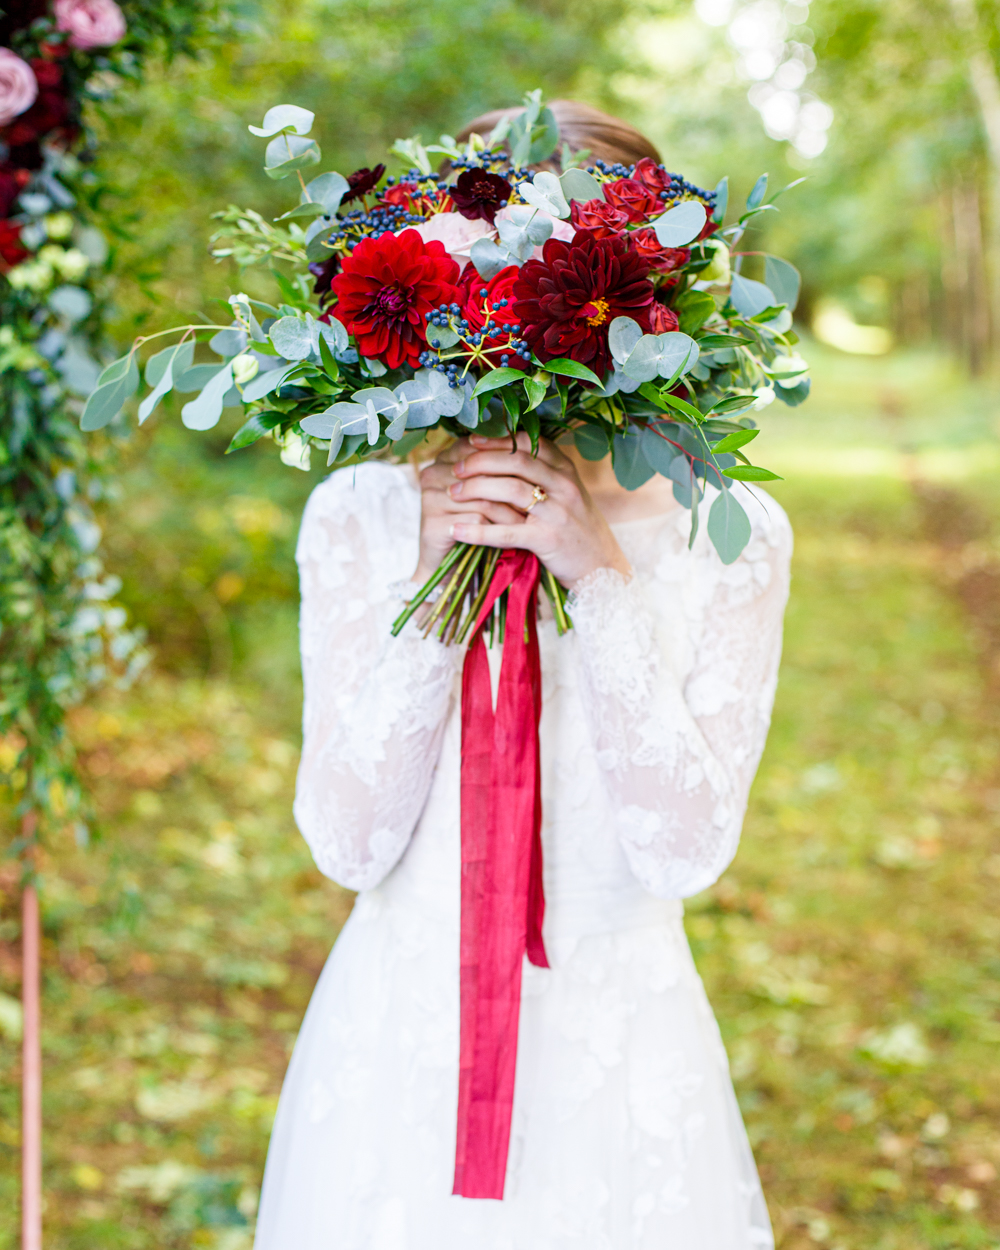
left=2, top=347, right=1000, bottom=1248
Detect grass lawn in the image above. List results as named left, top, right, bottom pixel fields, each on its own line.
left=1, top=345, right=999, bottom=1249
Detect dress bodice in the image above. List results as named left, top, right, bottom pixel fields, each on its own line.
left=292, top=462, right=791, bottom=963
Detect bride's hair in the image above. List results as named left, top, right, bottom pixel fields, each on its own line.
left=455, top=99, right=661, bottom=171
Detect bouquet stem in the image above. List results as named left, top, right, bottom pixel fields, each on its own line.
left=390, top=545, right=572, bottom=645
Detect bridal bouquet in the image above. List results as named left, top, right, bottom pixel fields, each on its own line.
left=82, top=89, right=809, bottom=642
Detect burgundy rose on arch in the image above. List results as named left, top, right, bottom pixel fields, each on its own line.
left=569, top=197, right=630, bottom=239
left=341, top=163, right=386, bottom=206
left=603, top=177, right=660, bottom=224
left=512, top=230, right=653, bottom=379
left=450, top=167, right=512, bottom=225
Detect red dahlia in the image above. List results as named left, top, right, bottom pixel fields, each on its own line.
left=330, top=229, right=462, bottom=370
left=513, top=231, right=654, bottom=379
left=459, top=264, right=529, bottom=370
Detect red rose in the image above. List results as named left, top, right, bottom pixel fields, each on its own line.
left=330, top=228, right=462, bottom=370
left=632, top=157, right=671, bottom=197
left=569, top=197, right=630, bottom=239
left=513, top=231, right=653, bottom=379
left=650, top=302, right=679, bottom=334
left=381, top=183, right=415, bottom=207
left=460, top=264, right=529, bottom=370
left=0, top=219, right=27, bottom=268
left=603, top=177, right=660, bottom=224
left=630, top=228, right=690, bottom=274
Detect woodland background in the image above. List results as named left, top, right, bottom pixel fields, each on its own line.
left=2, top=0, right=1000, bottom=1247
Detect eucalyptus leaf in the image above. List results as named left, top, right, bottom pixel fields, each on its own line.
left=138, top=343, right=184, bottom=424
left=264, top=134, right=321, bottom=180
left=640, top=425, right=680, bottom=475
left=80, top=354, right=139, bottom=431
left=269, top=315, right=315, bottom=361
left=775, top=377, right=811, bottom=407
left=174, top=363, right=224, bottom=394
left=397, top=369, right=466, bottom=425
left=707, top=489, right=752, bottom=565
left=518, top=171, right=569, bottom=219
left=574, top=424, right=609, bottom=461
left=209, top=326, right=248, bottom=358
left=621, top=332, right=699, bottom=384
left=495, top=215, right=537, bottom=263
left=763, top=255, right=801, bottom=312
left=241, top=364, right=295, bottom=402
left=608, top=317, right=643, bottom=367
left=669, top=454, right=702, bottom=508
left=248, top=104, right=315, bottom=138
left=427, top=323, right=460, bottom=350
left=470, top=236, right=511, bottom=280
left=559, top=168, right=604, bottom=203
left=181, top=363, right=235, bottom=431
left=145, top=341, right=193, bottom=388
left=612, top=430, right=655, bottom=490
left=730, top=275, right=777, bottom=319
left=303, top=171, right=350, bottom=213
left=651, top=200, right=707, bottom=248
left=455, top=380, right=479, bottom=429
left=528, top=106, right=559, bottom=163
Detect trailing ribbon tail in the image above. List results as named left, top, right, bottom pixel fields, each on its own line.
left=453, top=548, right=549, bottom=1201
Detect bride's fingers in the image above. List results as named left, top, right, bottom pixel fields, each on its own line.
left=448, top=473, right=543, bottom=513
left=437, top=497, right=525, bottom=525
left=453, top=449, right=569, bottom=498
left=468, top=432, right=568, bottom=470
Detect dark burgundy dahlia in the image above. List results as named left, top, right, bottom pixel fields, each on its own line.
left=512, top=231, right=654, bottom=379
left=341, top=163, right=386, bottom=205
left=450, top=167, right=511, bottom=224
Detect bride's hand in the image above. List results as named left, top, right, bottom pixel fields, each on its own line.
left=411, top=436, right=527, bottom=584
left=446, top=432, right=632, bottom=591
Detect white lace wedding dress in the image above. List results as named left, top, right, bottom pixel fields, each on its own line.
left=253, top=461, right=792, bottom=1250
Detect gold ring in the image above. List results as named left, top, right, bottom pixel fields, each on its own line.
left=525, top=485, right=547, bottom=513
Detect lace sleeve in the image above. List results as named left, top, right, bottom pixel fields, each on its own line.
left=292, top=465, right=463, bottom=891
left=568, top=498, right=792, bottom=899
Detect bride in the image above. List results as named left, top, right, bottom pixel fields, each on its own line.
left=254, top=100, right=792, bottom=1250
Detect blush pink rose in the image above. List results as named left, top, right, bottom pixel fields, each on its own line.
left=0, top=49, right=38, bottom=128
left=405, top=211, right=494, bottom=272
left=54, top=0, right=127, bottom=49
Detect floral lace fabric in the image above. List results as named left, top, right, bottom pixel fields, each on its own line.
left=256, top=462, right=791, bottom=1250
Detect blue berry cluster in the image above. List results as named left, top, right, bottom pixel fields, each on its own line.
left=586, top=159, right=717, bottom=209
left=417, top=291, right=533, bottom=386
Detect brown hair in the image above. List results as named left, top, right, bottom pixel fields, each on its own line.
left=455, top=99, right=661, bottom=171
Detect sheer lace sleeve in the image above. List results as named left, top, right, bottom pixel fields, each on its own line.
left=292, top=465, right=463, bottom=891
left=568, top=494, right=792, bottom=899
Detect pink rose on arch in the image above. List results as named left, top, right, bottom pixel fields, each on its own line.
left=0, top=49, right=38, bottom=128
left=54, top=0, right=127, bottom=50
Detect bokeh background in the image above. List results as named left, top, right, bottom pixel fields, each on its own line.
left=2, top=1, right=1000, bottom=1246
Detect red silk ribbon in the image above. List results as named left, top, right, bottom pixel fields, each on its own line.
left=453, top=548, right=549, bottom=1200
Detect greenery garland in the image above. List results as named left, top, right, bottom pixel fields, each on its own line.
left=0, top=0, right=228, bottom=856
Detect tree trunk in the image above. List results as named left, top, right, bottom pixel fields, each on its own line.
left=21, top=819, right=42, bottom=1250
left=951, top=0, right=1000, bottom=364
